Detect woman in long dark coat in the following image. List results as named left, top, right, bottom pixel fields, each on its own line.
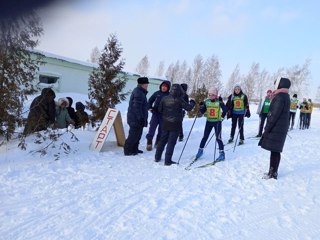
left=259, top=77, right=291, bottom=179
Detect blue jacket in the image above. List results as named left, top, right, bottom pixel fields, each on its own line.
left=147, top=80, right=171, bottom=113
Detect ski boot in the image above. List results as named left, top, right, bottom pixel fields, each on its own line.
left=228, top=138, right=233, bottom=143
left=146, top=139, right=153, bottom=151
left=238, top=139, right=244, bottom=145
left=196, top=148, right=203, bottom=159
left=215, top=151, right=225, bottom=162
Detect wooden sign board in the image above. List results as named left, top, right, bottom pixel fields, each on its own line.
left=90, top=108, right=126, bottom=152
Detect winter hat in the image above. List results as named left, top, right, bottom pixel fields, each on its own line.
left=293, top=94, right=297, bottom=98
left=137, top=77, right=149, bottom=84
left=181, top=83, right=188, bottom=92
left=234, top=83, right=241, bottom=90
left=58, top=98, right=69, bottom=107
left=208, top=87, right=218, bottom=96
left=66, top=97, right=73, bottom=107
left=76, top=102, right=85, bottom=111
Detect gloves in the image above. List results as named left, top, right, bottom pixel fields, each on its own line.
left=189, top=99, right=196, bottom=105
left=245, top=109, right=251, bottom=118
left=218, top=96, right=223, bottom=102
left=199, top=101, right=204, bottom=106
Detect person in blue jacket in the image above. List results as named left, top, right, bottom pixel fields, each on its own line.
left=145, top=80, right=171, bottom=151
left=124, top=77, right=149, bottom=156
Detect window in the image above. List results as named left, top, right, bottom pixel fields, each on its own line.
left=39, top=75, right=59, bottom=84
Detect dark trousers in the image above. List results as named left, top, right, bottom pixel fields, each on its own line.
left=146, top=112, right=162, bottom=141
left=289, top=112, right=296, bottom=128
left=269, top=151, right=281, bottom=174
left=299, top=113, right=307, bottom=129
left=230, top=114, right=244, bottom=140
left=155, top=129, right=180, bottom=164
left=258, top=113, right=268, bottom=136
left=124, top=126, right=143, bottom=154
left=199, top=121, right=224, bottom=150
left=305, top=113, right=311, bottom=129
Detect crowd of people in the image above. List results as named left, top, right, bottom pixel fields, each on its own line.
left=23, top=88, right=89, bottom=135
left=24, top=77, right=315, bottom=179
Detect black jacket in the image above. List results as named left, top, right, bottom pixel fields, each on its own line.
left=259, top=78, right=291, bottom=152
left=159, top=84, right=195, bottom=131
left=127, top=85, right=148, bottom=128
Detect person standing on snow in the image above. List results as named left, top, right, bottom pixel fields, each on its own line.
left=256, top=89, right=273, bottom=137
left=259, top=77, right=291, bottom=180
left=299, top=98, right=309, bottom=130
left=155, top=84, right=195, bottom=166
left=178, top=83, right=189, bottom=142
left=124, top=77, right=149, bottom=156
left=195, top=87, right=227, bottom=161
left=226, top=84, right=250, bottom=145
left=289, top=93, right=299, bottom=130
left=145, top=80, right=171, bottom=151
left=305, top=98, right=313, bottom=129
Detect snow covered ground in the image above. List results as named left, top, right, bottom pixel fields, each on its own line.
left=1, top=92, right=320, bottom=240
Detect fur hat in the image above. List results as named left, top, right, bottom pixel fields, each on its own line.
left=137, top=77, right=149, bottom=84
left=57, top=98, right=69, bottom=107
left=208, top=87, right=218, bottom=96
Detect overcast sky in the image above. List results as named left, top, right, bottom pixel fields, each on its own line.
left=37, top=0, right=320, bottom=97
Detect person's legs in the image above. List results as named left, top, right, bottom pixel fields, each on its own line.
left=164, top=130, right=180, bottom=165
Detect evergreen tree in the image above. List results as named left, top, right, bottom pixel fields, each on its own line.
left=0, top=12, right=43, bottom=140
left=87, top=34, right=128, bottom=125
left=188, top=84, right=207, bottom=118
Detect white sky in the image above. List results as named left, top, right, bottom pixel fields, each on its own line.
left=37, top=0, right=320, bottom=98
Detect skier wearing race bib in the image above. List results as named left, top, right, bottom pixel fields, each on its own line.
left=195, top=87, right=227, bottom=161
left=289, top=93, right=299, bottom=130
left=256, top=89, right=273, bottom=137
left=226, top=84, right=250, bottom=145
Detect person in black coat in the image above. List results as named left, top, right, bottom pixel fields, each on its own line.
left=145, top=80, right=171, bottom=151
left=179, top=83, right=189, bottom=141
left=124, top=77, right=149, bottom=156
left=155, top=84, right=195, bottom=166
left=23, top=88, right=56, bottom=135
left=66, top=97, right=79, bottom=128
left=75, top=101, right=89, bottom=129
left=259, top=77, right=291, bottom=180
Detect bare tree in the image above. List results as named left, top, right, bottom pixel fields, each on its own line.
left=90, top=46, right=100, bottom=64
left=315, top=86, right=320, bottom=103
left=242, top=62, right=260, bottom=101
left=201, top=55, right=222, bottom=91
left=255, top=69, right=270, bottom=100
left=224, top=64, right=241, bottom=97
left=191, top=54, right=204, bottom=92
left=286, top=59, right=311, bottom=98
left=155, top=60, right=165, bottom=77
left=135, top=55, right=149, bottom=76
left=177, top=60, right=188, bottom=84
left=165, top=62, right=174, bottom=82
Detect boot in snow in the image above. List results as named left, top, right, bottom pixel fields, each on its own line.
left=215, top=151, right=225, bottom=162
left=196, top=148, right=203, bottom=159
left=238, top=139, right=244, bottom=145
left=146, top=139, right=153, bottom=151
left=228, top=138, right=233, bottom=143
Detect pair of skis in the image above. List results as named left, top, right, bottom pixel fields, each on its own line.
left=185, top=156, right=224, bottom=170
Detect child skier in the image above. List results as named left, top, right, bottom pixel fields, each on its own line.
left=195, top=87, right=227, bottom=161
left=256, top=89, right=272, bottom=137
left=289, top=94, right=299, bottom=130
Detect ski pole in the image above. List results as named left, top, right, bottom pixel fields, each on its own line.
left=233, top=111, right=246, bottom=152
left=177, top=112, right=198, bottom=164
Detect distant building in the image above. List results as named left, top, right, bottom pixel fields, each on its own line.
left=32, top=50, right=165, bottom=99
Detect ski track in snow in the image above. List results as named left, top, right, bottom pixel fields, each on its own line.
left=1, top=104, right=320, bottom=240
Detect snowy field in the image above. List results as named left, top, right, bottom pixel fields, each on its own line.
left=1, top=92, right=320, bottom=240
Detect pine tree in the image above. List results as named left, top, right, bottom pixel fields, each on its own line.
left=188, top=84, right=207, bottom=118
left=87, top=34, right=127, bottom=125
left=0, top=12, right=43, bottom=141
